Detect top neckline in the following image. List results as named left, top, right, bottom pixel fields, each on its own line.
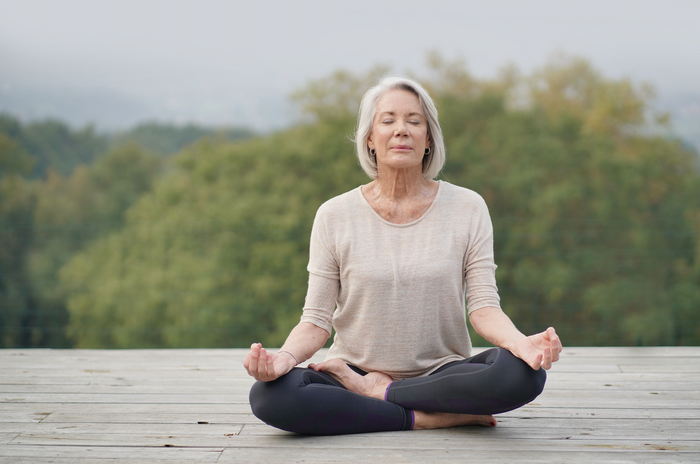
left=357, top=180, right=443, bottom=228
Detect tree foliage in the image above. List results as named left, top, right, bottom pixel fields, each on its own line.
left=428, top=56, right=700, bottom=345
left=0, top=115, right=253, bottom=347
left=58, top=57, right=700, bottom=348
left=23, top=144, right=162, bottom=346
left=1, top=56, right=697, bottom=348
left=0, top=134, right=35, bottom=346
left=109, top=122, right=254, bottom=156
left=0, top=114, right=107, bottom=178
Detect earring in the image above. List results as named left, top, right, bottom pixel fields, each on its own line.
left=424, top=147, right=431, bottom=155
left=370, top=149, right=376, bottom=155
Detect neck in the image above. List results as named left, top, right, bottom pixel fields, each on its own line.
left=371, top=166, right=431, bottom=201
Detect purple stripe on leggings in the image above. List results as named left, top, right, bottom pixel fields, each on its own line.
left=410, top=410, right=415, bottom=430
left=384, top=381, right=393, bottom=401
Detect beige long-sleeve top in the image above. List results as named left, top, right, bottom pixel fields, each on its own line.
left=300, top=181, right=501, bottom=379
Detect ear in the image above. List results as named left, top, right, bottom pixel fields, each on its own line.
left=367, top=134, right=374, bottom=150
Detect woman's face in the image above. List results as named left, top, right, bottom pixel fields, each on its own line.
left=368, top=89, right=430, bottom=174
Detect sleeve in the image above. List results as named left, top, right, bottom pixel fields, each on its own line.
left=300, top=274, right=338, bottom=335
left=299, top=206, right=340, bottom=334
left=464, top=197, right=501, bottom=313
left=306, top=205, right=340, bottom=279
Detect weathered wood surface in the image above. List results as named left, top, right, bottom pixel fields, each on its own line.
left=1, top=347, right=699, bottom=463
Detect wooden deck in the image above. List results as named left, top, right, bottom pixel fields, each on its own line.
left=1, top=347, right=699, bottom=463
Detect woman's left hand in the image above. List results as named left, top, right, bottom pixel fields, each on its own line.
left=511, top=327, right=562, bottom=370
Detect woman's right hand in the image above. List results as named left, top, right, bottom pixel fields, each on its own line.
left=243, top=343, right=296, bottom=382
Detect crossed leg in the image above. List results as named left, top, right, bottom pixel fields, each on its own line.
left=308, top=358, right=497, bottom=429
left=249, top=348, right=545, bottom=435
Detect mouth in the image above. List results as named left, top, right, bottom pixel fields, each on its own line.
left=391, top=145, right=412, bottom=150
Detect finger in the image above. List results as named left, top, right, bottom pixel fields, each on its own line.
left=547, top=328, right=563, bottom=361
left=547, top=327, right=560, bottom=344
left=551, top=329, right=563, bottom=351
left=551, top=340, right=561, bottom=363
left=248, top=343, right=261, bottom=359
left=531, top=353, right=543, bottom=371
left=247, top=344, right=260, bottom=376
left=258, top=348, right=269, bottom=379
left=266, top=352, right=274, bottom=379
left=541, top=347, right=553, bottom=370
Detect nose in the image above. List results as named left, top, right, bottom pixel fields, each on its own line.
left=394, top=120, right=408, bottom=136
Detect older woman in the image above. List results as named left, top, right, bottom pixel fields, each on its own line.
left=244, top=76, right=562, bottom=435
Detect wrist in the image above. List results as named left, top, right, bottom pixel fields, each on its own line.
left=502, top=334, right=527, bottom=353
left=277, top=350, right=298, bottom=366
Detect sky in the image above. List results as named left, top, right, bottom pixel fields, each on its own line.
left=0, top=0, right=699, bottom=134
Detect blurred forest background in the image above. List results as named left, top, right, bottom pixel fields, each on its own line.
left=1, top=55, right=699, bottom=349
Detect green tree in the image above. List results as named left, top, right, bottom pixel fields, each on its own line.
left=110, top=122, right=253, bottom=156
left=25, top=144, right=162, bottom=346
left=60, top=58, right=700, bottom=348
left=0, top=115, right=109, bottom=178
left=0, top=133, right=36, bottom=346
left=431, top=55, right=700, bottom=345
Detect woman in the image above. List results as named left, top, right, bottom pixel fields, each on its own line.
left=244, top=76, right=562, bottom=435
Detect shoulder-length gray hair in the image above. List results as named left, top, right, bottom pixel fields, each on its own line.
left=354, top=76, right=445, bottom=180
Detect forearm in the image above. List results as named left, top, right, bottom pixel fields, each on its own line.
left=468, top=306, right=527, bottom=352
left=278, top=321, right=330, bottom=365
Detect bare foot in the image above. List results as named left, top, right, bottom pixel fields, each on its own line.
left=309, top=359, right=392, bottom=400
left=413, top=411, right=497, bottom=430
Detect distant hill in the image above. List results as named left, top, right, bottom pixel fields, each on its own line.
left=110, top=122, right=254, bottom=156
left=0, top=114, right=254, bottom=178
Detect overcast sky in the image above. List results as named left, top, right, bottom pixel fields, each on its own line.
left=1, top=0, right=698, bottom=131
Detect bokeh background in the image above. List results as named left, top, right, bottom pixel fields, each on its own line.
left=1, top=0, right=699, bottom=348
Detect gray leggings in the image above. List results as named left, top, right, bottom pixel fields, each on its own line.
left=249, top=348, right=546, bottom=435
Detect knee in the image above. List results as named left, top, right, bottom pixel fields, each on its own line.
left=494, top=349, right=546, bottom=404
left=249, top=370, right=320, bottom=433
left=524, top=366, right=547, bottom=400
left=249, top=379, right=289, bottom=427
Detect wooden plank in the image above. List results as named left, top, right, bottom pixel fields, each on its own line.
left=553, top=356, right=700, bottom=366
left=548, top=372, right=700, bottom=381
left=0, top=393, right=249, bottom=404
left=0, top=367, right=250, bottom=376
left=8, top=407, right=693, bottom=424
left=0, top=385, right=253, bottom=394
left=13, top=381, right=700, bottom=394
left=217, top=447, right=700, bottom=463
left=13, top=423, right=243, bottom=435
left=11, top=430, right=700, bottom=450
left=2, top=347, right=699, bottom=464
left=558, top=347, right=700, bottom=357
left=620, top=364, right=700, bottom=373
left=538, top=389, right=700, bottom=400
left=212, top=433, right=700, bottom=451
left=19, top=420, right=691, bottom=443
left=500, top=407, right=700, bottom=419
left=0, top=433, right=18, bottom=445
left=0, top=445, right=223, bottom=461
left=0, top=402, right=252, bottom=415
left=237, top=418, right=700, bottom=439
left=0, top=412, right=48, bottom=424
left=0, top=376, right=252, bottom=387
left=8, top=394, right=695, bottom=409
left=8, top=381, right=699, bottom=394
left=0, top=459, right=211, bottom=464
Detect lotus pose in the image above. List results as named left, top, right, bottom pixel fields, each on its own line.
left=244, top=76, right=562, bottom=435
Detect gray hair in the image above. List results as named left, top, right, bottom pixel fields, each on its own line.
left=354, top=76, right=445, bottom=179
